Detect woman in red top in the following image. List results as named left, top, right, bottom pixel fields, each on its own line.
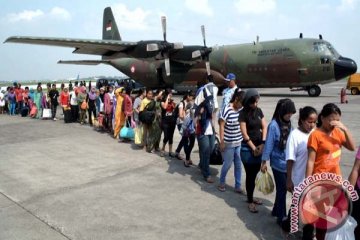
left=60, top=87, right=70, bottom=108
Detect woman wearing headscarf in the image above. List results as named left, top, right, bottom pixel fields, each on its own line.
left=77, top=86, right=88, bottom=125
left=261, top=98, right=296, bottom=225
left=113, top=87, right=126, bottom=139
left=87, top=87, right=97, bottom=126
left=33, top=86, right=43, bottom=119
left=104, top=86, right=114, bottom=133
left=239, top=88, right=267, bottom=213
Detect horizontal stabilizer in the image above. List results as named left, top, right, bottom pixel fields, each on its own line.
left=58, top=60, right=111, bottom=65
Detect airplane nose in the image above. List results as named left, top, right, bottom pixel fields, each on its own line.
left=334, top=56, right=357, bottom=80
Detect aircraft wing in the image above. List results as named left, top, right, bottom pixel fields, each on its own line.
left=58, top=60, right=111, bottom=65
left=4, top=36, right=138, bottom=55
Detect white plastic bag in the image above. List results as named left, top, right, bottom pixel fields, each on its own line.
left=42, top=108, right=52, bottom=119
left=325, top=216, right=357, bottom=240
left=255, top=170, right=274, bottom=195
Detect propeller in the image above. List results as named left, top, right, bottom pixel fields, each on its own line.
left=192, top=25, right=212, bottom=75
left=146, top=16, right=183, bottom=76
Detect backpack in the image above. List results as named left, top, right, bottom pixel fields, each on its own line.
left=173, top=100, right=184, bottom=120
left=139, top=100, right=156, bottom=124
left=194, top=85, right=214, bottom=119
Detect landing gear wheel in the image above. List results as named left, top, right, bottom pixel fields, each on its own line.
left=351, top=87, right=359, bottom=95
left=307, top=85, right=321, bottom=97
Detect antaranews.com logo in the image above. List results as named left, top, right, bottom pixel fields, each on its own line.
left=290, top=173, right=359, bottom=233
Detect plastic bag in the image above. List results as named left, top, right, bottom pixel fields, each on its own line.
left=134, top=125, right=143, bottom=145
left=255, top=170, right=274, bottom=195
left=325, top=216, right=357, bottom=240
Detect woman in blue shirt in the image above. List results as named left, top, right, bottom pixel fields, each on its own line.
left=261, top=98, right=296, bottom=225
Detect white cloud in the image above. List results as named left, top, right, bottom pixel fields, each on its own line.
left=185, top=0, right=214, bottom=17
left=49, top=7, right=71, bottom=20
left=112, top=3, right=151, bottom=30
left=234, top=0, right=276, bottom=15
left=337, top=0, right=358, bottom=11
left=8, top=9, right=44, bottom=22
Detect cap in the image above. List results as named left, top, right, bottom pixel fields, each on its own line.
left=225, top=73, right=236, bottom=81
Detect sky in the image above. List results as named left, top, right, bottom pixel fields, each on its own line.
left=0, top=0, right=359, bottom=82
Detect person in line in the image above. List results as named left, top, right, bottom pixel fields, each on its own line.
left=14, top=83, right=24, bottom=114
left=0, top=90, right=5, bottom=114
left=239, top=88, right=267, bottom=213
left=104, top=86, right=114, bottom=133
left=181, top=101, right=196, bottom=167
left=69, top=86, right=79, bottom=122
left=218, top=89, right=245, bottom=193
left=305, top=103, right=356, bottom=240
left=218, top=73, right=238, bottom=121
left=33, top=86, right=44, bottom=119
left=139, top=89, right=155, bottom=150
left=8, top=87, right=17, bottom=116
left=113, top=87, right=126, bottom=138
left=261, top=99, right=296, bottom=224
left=77, top=86, right=88, bottom=125
left=160, top=89, right=177, bottom=157
left=349, top=146, right=360, bottom=240
left=174, top=91, right=194, bottom=160
left=146, top=90, right=163, bottom=153
left=283, top=106, right=318, bottom=235
left=87, top=87, right=97, bottom=126
left=194, top=75, right=219, bottom=183
left=133, top=89, right=146, bottom=146
left=96, top=88, right=105, bottom=115
left=48, top=84, right=60, bottom=121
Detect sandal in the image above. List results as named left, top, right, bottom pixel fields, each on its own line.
left=248, top=203, right=258, bottom=213
left=169, top=152, right=176, bottom=158
left=183, top=161, right=190, bottom=168
left=160, top=151, right=165, bottom=157
left=217, top=185, right=226, bottom=192
left=188, top=160, right=193, bottom=165
left=253, top=199, right=263, bottom=205
left=175, top=153, right=184, bottom=160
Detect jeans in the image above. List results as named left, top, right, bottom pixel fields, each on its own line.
left=9, top=102, right=16, bottom=115
left=272, top=168, right=287, bottom=224
left=220, top=145, right=242, bottom=189
left=197, top=134, right=215, bottom=179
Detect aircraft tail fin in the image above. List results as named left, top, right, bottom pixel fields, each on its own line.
left=103, top=7, right=121, bottom=41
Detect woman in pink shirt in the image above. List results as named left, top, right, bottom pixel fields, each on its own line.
left=349, top=146, right=360, bottom=240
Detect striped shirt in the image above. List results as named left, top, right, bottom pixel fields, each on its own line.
left=220, top=104, right=243, bottom=146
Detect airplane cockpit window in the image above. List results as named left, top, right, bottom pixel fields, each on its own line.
left=313, top=42, right=339, bottom=57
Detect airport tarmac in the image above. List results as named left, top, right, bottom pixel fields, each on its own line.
left=0, top=80, right=359, bottom=240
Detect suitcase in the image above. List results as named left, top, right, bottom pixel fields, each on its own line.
left=21, top=106, right=29, bottom=117
left=64, top=109, right=72, bottom=123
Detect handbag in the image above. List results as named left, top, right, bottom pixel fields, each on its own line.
left=210, top=137, right=223, bottom=165
left=29, top=106, right=37, bottom=118
left=120, top=120, right=135, bottom=140
left=42, top=108, right=52, bottom=118
left=80, top=100, right=88, bottom=110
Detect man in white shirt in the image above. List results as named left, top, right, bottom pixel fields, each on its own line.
left=194, top=75, right=219, bottom=183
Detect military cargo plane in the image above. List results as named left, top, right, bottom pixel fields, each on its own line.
left=4, top=7, right=357, bottom=97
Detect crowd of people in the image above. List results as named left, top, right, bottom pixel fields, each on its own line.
left=0, top=74, right=359, bottom=240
